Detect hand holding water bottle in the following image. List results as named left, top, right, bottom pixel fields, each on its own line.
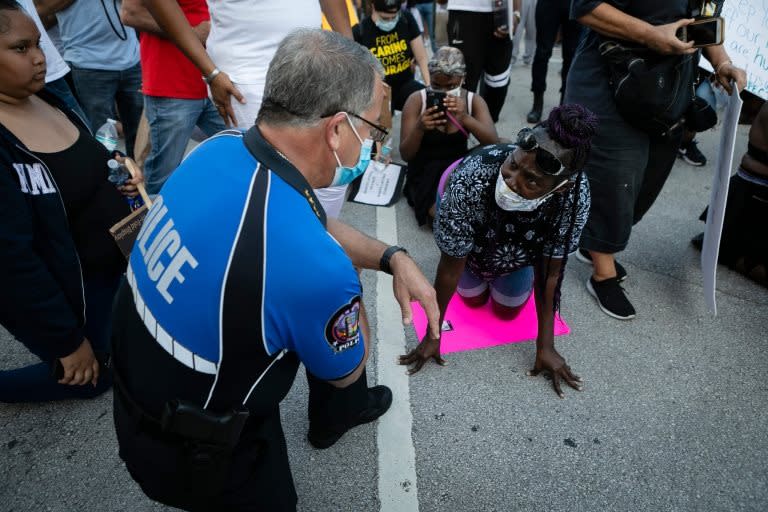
left=375, top=137, right=393, bottom=170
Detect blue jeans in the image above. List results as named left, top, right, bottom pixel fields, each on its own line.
left=0, top=273, right=121, bottom=403
left=415, top=3, right=437, bottom=52
left=43, top=74, right=88, bottom=122
left=143, top=95, right=226, bottom=195
left=69, top=63, right=144, bottom=158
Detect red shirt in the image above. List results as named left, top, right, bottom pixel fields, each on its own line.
left=140, top=0, right=209, bottom=99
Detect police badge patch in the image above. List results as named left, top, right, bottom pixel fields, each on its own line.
left=325, top=297, right=362, bottom=353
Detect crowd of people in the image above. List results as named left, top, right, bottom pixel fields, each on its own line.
left=0, top=0, right=762, bottom=510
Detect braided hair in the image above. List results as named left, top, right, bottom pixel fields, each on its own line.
left=535, top=104, right=598, bottom=312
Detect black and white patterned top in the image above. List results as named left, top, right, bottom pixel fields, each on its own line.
left=434, top=144, right=591, bottom=279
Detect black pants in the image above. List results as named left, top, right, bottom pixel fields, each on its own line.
left=448, top=10, right=512, bottom=122
left=530, top=0, right=581, bottom=96
left=115, top=369, right=370, bottom=511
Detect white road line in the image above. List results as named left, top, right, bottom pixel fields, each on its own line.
left=376, top=205, right=419, bottom=512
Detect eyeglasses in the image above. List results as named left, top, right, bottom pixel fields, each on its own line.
left=516, top=127, right=567, bottom=176
left=347, top=112, right=389, bottom=144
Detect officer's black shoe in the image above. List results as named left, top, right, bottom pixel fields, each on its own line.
left=307, top=385, right=393, bottom=450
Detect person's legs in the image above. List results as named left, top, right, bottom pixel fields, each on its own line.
left=488, top=266, right=534, bottom=319
left=456, top=267, right=491, bottom=307
left=143, top=96, right=206, bottom=195
left=0, top=273, right=119, bottom=403
left=115, top=63, right=144, bottom=159
left=633, top=132, right=683, bottom=224
left=68, top=66, right=120, bottom=132
left=522, top=0, right=537, bottom=63
left=579, top=120, right=648, bottom=320
left=448, top=10, right=487, bottom=93
left=479, top=30, right=512, bottom=122
left=195, top=98, right=227, bottom=137
left=528, top=0, right=559, bottom=122
left=43, top=74, right=88, bottom=122
left=417, top=3, right=437, bottom=52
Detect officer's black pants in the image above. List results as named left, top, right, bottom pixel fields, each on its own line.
left=530, top=0, right=581, bottom=95
left=114, top=392, right=297, bottom=512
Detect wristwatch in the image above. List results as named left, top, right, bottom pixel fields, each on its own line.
left=513, top=10, right=521, bottom=20
left=380, top=246, right=408, bottom=275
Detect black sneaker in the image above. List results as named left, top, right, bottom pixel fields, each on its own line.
left=575, top=249, right=628, bottom=282
left=586, top=277, right=636, bottom=320
left=307, top=385, right=393, bottom=449
left=678, top=140, right=707, bottom=166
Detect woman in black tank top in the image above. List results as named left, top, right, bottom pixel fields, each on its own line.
left=399, top=47, right=499, bottom=226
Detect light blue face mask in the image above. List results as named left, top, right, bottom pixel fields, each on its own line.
left=375, top=13, right=399, bottom=32
left=332, top=114, right=373, bottom=186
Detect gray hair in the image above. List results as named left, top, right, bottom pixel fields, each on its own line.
left=258, top=29, right=384, bottom=127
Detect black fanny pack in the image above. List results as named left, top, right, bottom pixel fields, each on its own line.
left=600, top=39, right=698, bottom=138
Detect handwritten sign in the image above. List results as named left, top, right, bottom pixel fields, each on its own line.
left=703, top=0, right=768, bottom=100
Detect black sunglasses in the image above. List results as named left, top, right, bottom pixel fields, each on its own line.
left=346, top=112, right=389, bottom=144
left=516, top=128, right=567, bottom=176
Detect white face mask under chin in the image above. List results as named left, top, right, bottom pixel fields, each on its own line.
left=494, top=173, right=568, bottom=212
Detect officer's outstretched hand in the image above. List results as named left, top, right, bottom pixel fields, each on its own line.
left=399, top=335, right=445, bottom=375
left=389, top=251, right=440, bottom=340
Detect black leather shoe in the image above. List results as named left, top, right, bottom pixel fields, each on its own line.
left=307, top=385, right=393, bottom=449
left=526, top=108, right=542, bottom=123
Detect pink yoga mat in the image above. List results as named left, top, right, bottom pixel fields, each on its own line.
left=411, top=293, right=570, bottom=354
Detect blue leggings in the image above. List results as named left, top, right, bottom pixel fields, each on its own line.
left=457, top=266, right=534, bottom=308
left=0, top=274, right=120, bottom=403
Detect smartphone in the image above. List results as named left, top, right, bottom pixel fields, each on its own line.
left=425, top=90, right=446, bottom=112
left=492, top=0, right=509, bottom=31
left=677, top=17, right=725, bottom=47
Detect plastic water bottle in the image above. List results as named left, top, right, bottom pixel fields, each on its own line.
left=375, top=138, right=393, bottom=171
left=107, top=159, right=143, bottom=210
left=95, top=118, right=119, bottom=152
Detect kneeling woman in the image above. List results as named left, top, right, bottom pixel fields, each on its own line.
left=0, top=2, right=142, bottom=402
left=400, top=105, right=597, bottom=397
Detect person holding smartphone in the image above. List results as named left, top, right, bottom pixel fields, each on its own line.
left=564, top=0, right=746, bottom=321
left=399, top=46, right=498, bottom=226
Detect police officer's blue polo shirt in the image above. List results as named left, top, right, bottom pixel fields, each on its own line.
left=113, top=127, right=365, bottom=414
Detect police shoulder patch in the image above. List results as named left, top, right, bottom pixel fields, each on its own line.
left=325, top=296, right=361, bottom=354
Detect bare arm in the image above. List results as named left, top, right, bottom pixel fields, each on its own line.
left=327, top=218, right=440, bottom=339
left=398, top=91, right=427, bottom=161
left=461, top=94, right=498, bottom=145
left=34, top=0, right=74, bottom=18
left=121, top=0, right=164, bottom=36
left=142, top=0, right=244, bottom=126
left=577, top=2, right=695, bottom=55
left=703, top=44, right=747, bottom=94
left=319, top=0, right=353, bottom=38
left=529, top=257, right=582, bottom=397
left=410, top=36, right=431, bottom=87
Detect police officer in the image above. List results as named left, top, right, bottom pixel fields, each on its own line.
left=111, top=29, right=440, bottom=511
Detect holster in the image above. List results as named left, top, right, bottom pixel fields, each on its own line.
left=160, top=400, right=250, bottom=497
